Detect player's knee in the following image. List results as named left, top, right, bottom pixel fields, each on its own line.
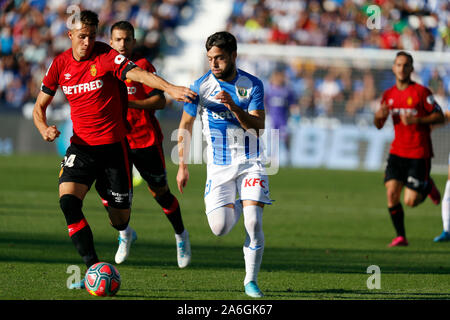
left=208, top=207, right=232, bottom=236
left=150, top=185, right=169, bottom=198
left=386, top=189, right=400, bottom=204
left=59, top=194, right=83, bottom=224
left=404, top=196, right=420, bottom=208
left=210, top=220, right=229, bottom=236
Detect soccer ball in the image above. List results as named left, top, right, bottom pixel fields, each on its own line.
left=85, top=262, right=121, bottom=297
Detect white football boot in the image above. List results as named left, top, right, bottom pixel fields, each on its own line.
left=175, top=230, right=191, bottom=268
left=115, top=228, right=137, bottom=264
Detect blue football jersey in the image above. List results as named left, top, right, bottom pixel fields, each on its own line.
left=184, top=69, right=265, bottom=165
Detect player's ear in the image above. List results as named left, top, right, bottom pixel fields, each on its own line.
left=68, top=30, right=73, bottom=40
left=231, top=51, right=237, bottom=62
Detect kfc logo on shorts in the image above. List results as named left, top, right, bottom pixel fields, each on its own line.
left=244, top=178, right=266, bottom=188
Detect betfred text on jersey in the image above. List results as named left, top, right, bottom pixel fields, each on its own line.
left=211, top=110, right=235, bottom=121
left=62, top=80, right=103, bottom=95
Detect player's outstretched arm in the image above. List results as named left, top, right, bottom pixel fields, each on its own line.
left=400, top=108, right=445, bottom=126
left=33, top=91, right=60, bottom=142
left=176, top=111, right=195, bottom=194
left=374, top=102, right=389, bottom=129
left=125, top=67, right=196, bottom=103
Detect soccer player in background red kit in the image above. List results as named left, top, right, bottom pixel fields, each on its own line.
left=108, top=21, right=190, bottom=268
left=32, top=10, right=196, bottom=288
left=374, top=51, right=445, bottom=247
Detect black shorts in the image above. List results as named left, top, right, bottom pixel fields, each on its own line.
left=59, top=141, right=133, bottom=209
left=130, top=144, right=167, bottom=189
left=384, top=154, right=431, bottom=194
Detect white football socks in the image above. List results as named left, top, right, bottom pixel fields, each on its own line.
left=242, top=205, right=264, bottom=285
left=442, top=180, right=450, bottom=232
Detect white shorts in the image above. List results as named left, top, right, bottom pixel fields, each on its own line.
left=204, top=161, right=273, bottom=214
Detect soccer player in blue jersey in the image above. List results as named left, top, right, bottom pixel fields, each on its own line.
left=176, top=31, right=272, bottom=298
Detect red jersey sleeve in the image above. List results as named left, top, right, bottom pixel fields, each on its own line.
left=421, top=86, right=442, bottom=114
left=99, top=43, right=137, bottom=81
left=41, top=57, right=61, bottom=96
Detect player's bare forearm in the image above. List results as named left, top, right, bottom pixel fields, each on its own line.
left=374, top=116, right=387, bottom=129
left=216, top=90, right=265, bottom=131
left=374, top=103, right=389, bottom=129
left=126, top=67, right=196, bottom=103
left=128, top=94, right=166, bottom=110
left=177, top=111, right=195, bottom=166
left=33, top=91, right=60, bottom=142
left=233, top=108, right=265, bottom=132
left=126, top=67, right=169, bottom=91
left=176, top=112, right=195, bottom=193
left=401, top=109, right=445, bottom=126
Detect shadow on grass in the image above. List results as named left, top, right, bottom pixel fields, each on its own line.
left=1, top=232, right=450, bottom=276
left=265, top=288, right=450, bottom=300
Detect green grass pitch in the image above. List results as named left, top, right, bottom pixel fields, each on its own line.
left=0, top=154, right=449, bottom=300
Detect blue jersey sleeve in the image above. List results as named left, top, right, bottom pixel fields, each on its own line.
left=183, top=82, right=200, bottom=117
left=248, top=78, right=265, bottom=111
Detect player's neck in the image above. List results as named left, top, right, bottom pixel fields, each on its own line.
left=395, top=78, right=411, bottom=91
left=72, top=49, right=93, bottom=62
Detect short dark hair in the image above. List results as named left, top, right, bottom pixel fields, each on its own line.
left=110, top=21, right=135, bottom=38
left=205, top=31, right=237, bottom=54
left=80, top=10, right=99, bottom=27
left=396, top=51, right=413, bottom=65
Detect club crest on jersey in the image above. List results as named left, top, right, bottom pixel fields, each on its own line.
left=234, top=76, right=253, bottom=101
left=237, top=87, right=248, bottom=98
left=406, top=96, right=413, bottom=106
left=90, top=64, right=97, bottom=77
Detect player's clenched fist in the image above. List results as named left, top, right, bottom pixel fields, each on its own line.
left=42, top=125, right=60, bottom=142
left=216, top=91, right=237, bottom=111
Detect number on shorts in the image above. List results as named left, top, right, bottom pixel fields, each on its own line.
left=63, top=154, right=76, bottom=168
left=204, top=179, right=212, bottom=197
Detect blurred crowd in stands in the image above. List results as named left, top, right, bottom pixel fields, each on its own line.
left=237, top=53, right=449, bottom=127
left=0, top=0, right=189, bottom=111
left=227, top=0, right=449, bottom=126
left=227, top=0, right=449, bottom=51
left=0, top=0, right=448, bottom=126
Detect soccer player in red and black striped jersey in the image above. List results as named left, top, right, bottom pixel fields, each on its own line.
left=374, top=51, right=445, bottom=247
left=108, top=21, right=190, bottom=268
left=32, top=10, right=196, bottom=288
